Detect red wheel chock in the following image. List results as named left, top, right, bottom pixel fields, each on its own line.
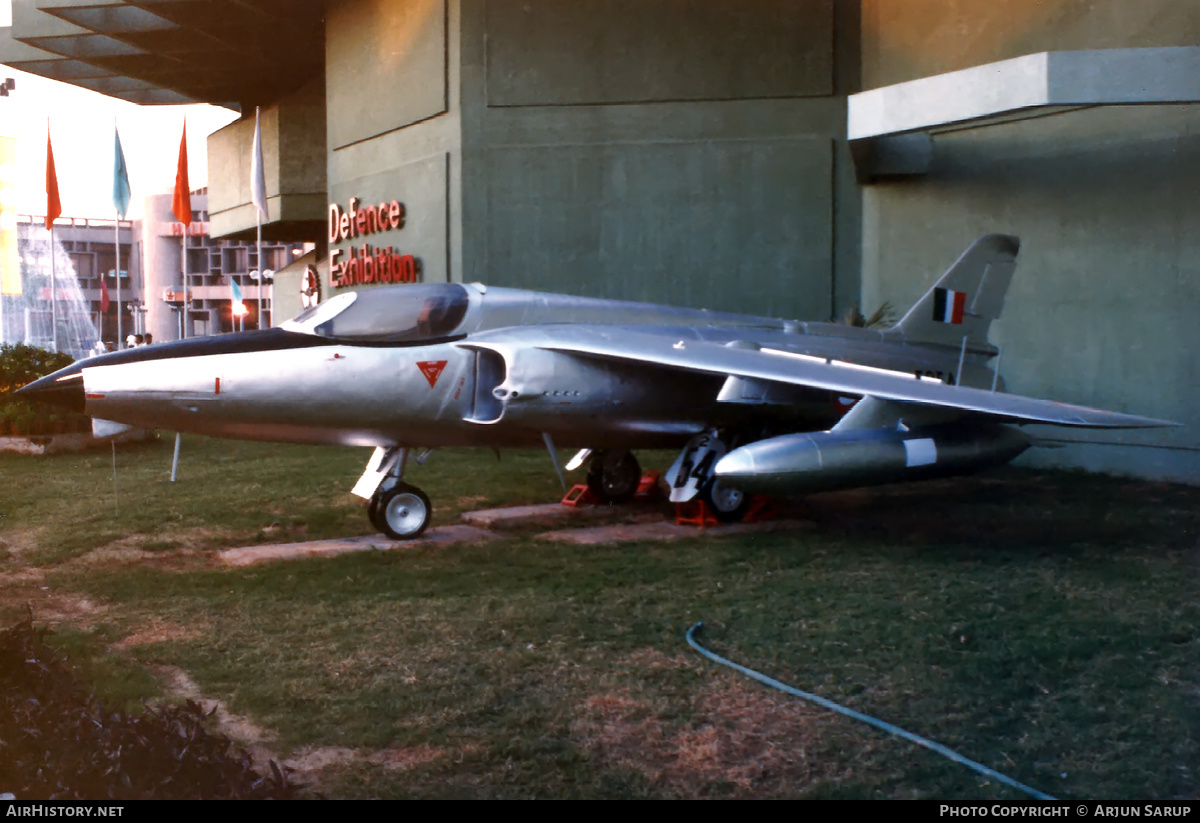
left=675, top=500, right=720, bottom=527
left=561, top=472, right=663, bottom=507
left=742, top=494, right=778, bottom=523
left=634, top=471, right=662, bottom=501
left=561, top=484, right=600, bottom=506
left=674, top=494, right=777, bottom=527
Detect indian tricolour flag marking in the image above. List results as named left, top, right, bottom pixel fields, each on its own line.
left=932, top=287, right=967, bottom=324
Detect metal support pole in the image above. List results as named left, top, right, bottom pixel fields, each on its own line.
left=256, top=220, right=262, bottom=329
left=180, top=234, right=187, bottom=339
left=49, top=224, right=57, bottom=352
left=170, top=432, right=181, bottom=482
left=114, top=219, right=122, bottom=348
left=955, top=335, right=968, bottom=386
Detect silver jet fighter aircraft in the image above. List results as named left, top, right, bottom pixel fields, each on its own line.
left=17, top=235, right=1175, bottom=539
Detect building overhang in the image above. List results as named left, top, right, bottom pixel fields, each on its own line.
left=1, top=0, right=326, bottom=109
left=848, top=47, right=1200, bottom=179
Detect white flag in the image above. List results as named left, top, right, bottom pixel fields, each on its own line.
left=251, top=106, right=268, bottom=220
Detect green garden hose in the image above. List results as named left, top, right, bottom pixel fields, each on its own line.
left=686, top=622, right=1056, bottom=801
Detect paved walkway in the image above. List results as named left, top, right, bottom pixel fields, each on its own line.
left=218, top=503, right=808, bottom=565
left=218, top=525, right=494, bottom=566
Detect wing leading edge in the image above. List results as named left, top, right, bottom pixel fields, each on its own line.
left=470, top=325, right=1176, bottom=429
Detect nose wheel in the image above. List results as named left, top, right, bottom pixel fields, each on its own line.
left=369, top=483, right=432, bottom=540
left=700, top=477, right=750, bottom=523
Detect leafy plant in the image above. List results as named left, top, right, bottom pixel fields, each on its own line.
left=0, top=612, right=301, bottom=800
left=0, top=343, right=74, bottom=395
left=840, top=302, right=895, bottom=329
left=0, top=343, right=90, bottom=436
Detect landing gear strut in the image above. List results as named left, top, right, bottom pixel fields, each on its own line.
left=361, top=447, right=433, bottom=540
left=586, top=450, right=641, bottom=504
left=666, top=429, right=751, bottom=522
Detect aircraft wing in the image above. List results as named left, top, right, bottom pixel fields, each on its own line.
left=467, top=325, right=1176, bottom=429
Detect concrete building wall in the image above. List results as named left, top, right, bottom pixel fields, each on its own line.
left=858, top=0, right=1200, bottom=482
left=861, top=0, right=1200, bottom=87
left=140, top=193, right=185, bottom=345
left=483, top=0, right=834, bottom=105
left=207, top=78, right=328, bottom=241
left=325, top=0, right=460, bottom=285
left=460, top=0, right=861, bottom=320
left=326, top=0, right=449, bottom=149
left=322, top=0, right=860, bottom=320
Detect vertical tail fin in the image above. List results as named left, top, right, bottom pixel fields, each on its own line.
left=891, top=234, right=1019, bottom=348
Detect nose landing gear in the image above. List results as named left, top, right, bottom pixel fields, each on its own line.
left=358, top=446, right=434, bottom=540
left=369, top=482, right=432, bottom=540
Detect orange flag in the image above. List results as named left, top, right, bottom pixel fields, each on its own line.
left=172, top=121, right=191, bottom=225
left=45, top=129, right=61, bottom=230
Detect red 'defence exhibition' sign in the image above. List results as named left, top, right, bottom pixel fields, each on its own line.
left=328, top=197, right=422, bottom=288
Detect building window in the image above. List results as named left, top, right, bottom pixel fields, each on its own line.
left=70, top=252, right=94, bottom=281
left=186, top=247, right=208, bottom=274
left=223, top=248, right=247, bottom=272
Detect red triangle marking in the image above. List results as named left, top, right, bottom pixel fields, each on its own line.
left=417, top=360, right=448, bottom=387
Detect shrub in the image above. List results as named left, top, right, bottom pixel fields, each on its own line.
left=0, top=343, right=75, bottom=396
left=0, top=613, right=301, bottom=800
left=0, top=344, right=91, bottom=436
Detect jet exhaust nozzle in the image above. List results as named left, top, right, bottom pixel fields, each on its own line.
left=714, top=423, right=1031, bottom=495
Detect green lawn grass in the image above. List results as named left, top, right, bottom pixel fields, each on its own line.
left=0, top=435, right=566, bottom=564
left=2, top=436, right=1197, bottom=799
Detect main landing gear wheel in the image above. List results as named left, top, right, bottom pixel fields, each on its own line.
left=701, top=478, right=750, bottom=523
left=371, top=483, right=432, bottom=540
left=367, top=492, right=384, bottom=530
left=586, top=450, right=641, bottom=504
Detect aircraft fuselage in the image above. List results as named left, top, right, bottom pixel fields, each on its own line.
left=72, top=329, right=840, bottom=450
left=19, top=250, right=1172, bottom=540
left=28, top=283, right=984, bottom=452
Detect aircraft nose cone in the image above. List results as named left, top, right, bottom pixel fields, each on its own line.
left=14, top=365, right=86, bottom=413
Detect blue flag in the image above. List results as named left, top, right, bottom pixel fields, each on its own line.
left=113, top=126, right=131, bottom=219
left=231, top=279, right=243, bottom=304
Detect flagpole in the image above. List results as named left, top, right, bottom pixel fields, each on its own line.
left=46, top=118, right=57, bottom=353
left=113, top=118, right=126, bottom=349
left=181, top=232, right=187, bottom=340
left=251, top=106, right=267, bottom=330
left=114, top=217, right=121, bottom=347
left=173, top=119, right=191, bottom=340
left=256, top=213, right=262, bottom=330
left=50, top=221, right=56, bottom=353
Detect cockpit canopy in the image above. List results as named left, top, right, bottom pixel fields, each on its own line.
left=282, top=284, right=471, bottom=342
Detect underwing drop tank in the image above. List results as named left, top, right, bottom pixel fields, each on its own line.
left=713, top=423, right=1031, bottom=495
